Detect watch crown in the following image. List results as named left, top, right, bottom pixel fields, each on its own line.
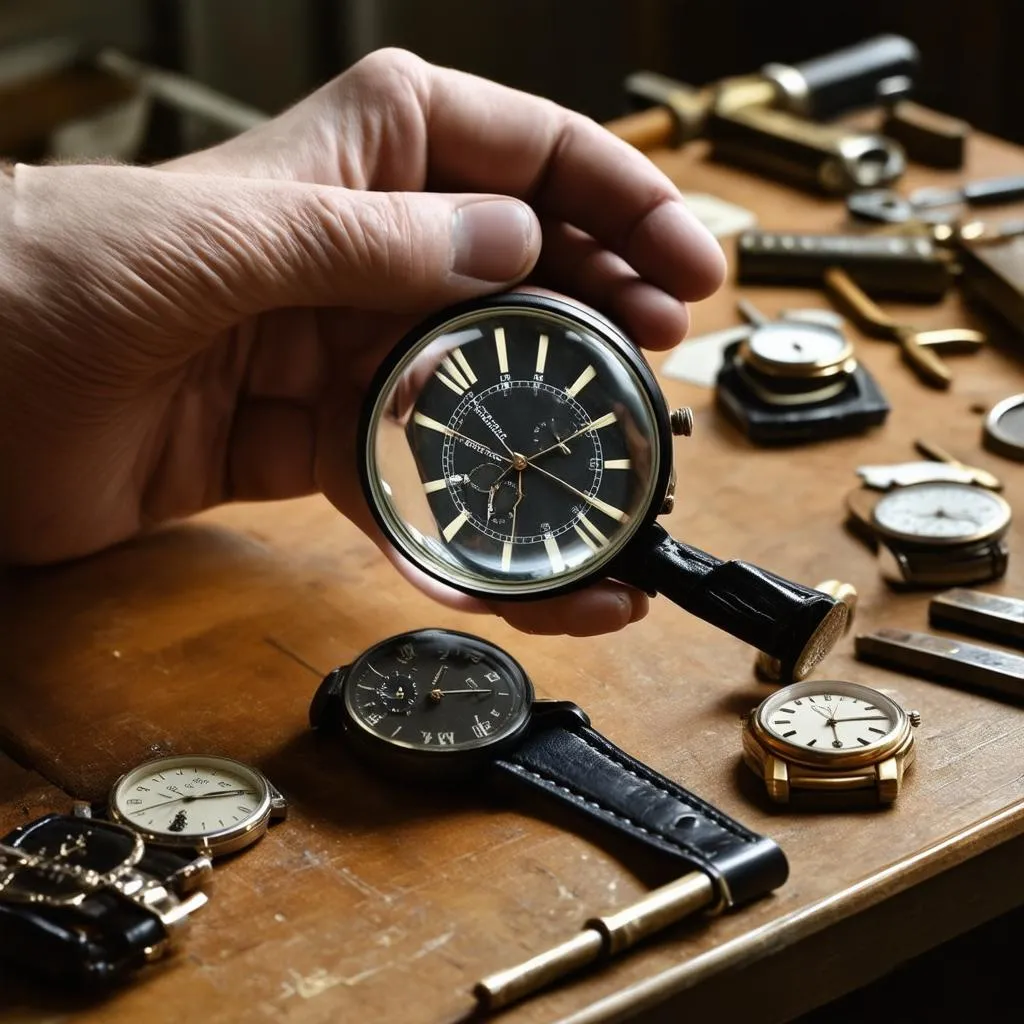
left=909, top=710, right=922, bottom=727
left=670, top=407, right=694, bottom=436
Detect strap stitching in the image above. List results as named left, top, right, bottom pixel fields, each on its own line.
left=569, top=726, right=754, bottom=842
left=502, top=760, right=715, bottom=863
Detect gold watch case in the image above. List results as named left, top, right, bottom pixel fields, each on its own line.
left=742, top=679, right=920, bottom=804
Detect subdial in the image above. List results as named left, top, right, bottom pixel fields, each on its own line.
left=532, top=415, right=576, bottom=456
left=465, top=462, right=507, bottom=493
left=486, top=479, right=521, bottom=526
left=376, top=674, right=418, bottom=715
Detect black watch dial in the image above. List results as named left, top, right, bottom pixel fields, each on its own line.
left=330, top=629, right=534, bottom=768
left=360, top=293, right=671, bottom=599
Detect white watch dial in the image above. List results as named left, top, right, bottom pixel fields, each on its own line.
left=872, top=482, right=1010, bottom=543
left=111, top=754, right=270, bottom=841
left=758, top=681, right=902, bottom=754
left=748, top=322, right=849, bottom=368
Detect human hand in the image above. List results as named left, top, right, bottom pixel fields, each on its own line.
left=0, top=48, right=725, bottom=636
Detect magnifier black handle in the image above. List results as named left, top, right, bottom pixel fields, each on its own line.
left=622, top=526, right=849, bottom=678
left=768, top=34, right=920, bottom=121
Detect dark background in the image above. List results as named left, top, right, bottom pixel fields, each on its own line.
left=0, top=0, right=1022, bottom=161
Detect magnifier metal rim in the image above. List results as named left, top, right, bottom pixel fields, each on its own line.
left=357, top=292, right=673, bottom=600
left=983, top=393, right=1024, bottom=462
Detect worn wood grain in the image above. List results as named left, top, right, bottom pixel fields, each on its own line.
left=1, top=128, right=1023, bottom=1023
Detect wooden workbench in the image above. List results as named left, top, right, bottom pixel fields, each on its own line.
left=2, top=126, right=1023, bottom=1024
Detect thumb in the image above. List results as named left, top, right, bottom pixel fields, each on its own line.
left=11, top=163, right=541, bottom=335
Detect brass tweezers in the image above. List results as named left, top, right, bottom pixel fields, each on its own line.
left=823, top=266, right=985, bottom=389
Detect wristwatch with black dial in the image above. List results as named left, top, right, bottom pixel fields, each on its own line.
left=0, top=813, right=211, bottom=987
left=846, top=480, right=1011, bottom=587
left=310, top=628, right=789, bottom=910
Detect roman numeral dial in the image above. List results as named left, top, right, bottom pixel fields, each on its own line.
left=342, top=630, right=533, bottom=760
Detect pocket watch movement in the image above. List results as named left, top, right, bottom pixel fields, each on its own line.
left=742, top=679, right=920, bottom=804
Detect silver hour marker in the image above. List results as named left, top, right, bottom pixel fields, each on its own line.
left=495, top=328, right=509, bottom=374
left=452, top=347, right=478, bottom=384
left=566, top=364, right=597, bottom=398
left=573, top=524, right=599, bottom=553
left=576, top=514, right=609, bottom=547
left=501, top=540, right=513, bottom=572
left=414, top=412, right=451, bottom=434
left=434, top=369, right=465, bottom=396
left=604, top=459, right=631, bottom=470
left=536, top=334, right=549, bottom=374
left=442, top=510, right=470, bottom=542
left=543, top=533, right=565, bottom=573
left=440, top=355, right=470, bottom=391
left=422, top=478, right=449, bottom=494
left=587, top=411, right=618, bottom=432
left=586, top=493, right=629, bottom=523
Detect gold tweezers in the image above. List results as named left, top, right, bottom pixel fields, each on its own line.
left=823, top=266, right=985, bottom=389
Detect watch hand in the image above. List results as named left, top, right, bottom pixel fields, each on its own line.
left=431, top=689, right=495, bottom=695
left=810, top=705, right=833, bottom=720
left=829, top=716, right=890, bottom=723
left=183, top=789, right=256, bottom=802
left=472, top=401, right=517, bottom=459
left=430, top=664, right=449, bottom=687
left=530, top=418, right=604, bottom=461
left=828, top=720, right=842, bottom=747
left=526, top=462, right=630, bottom=523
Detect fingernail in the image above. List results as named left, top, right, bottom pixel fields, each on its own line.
left=452, top=199, right=536, bottom=282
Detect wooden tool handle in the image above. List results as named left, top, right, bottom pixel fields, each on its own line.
left=604, top=106, right=676, bottom=151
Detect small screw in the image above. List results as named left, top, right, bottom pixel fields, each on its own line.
left=670, top=407, right=694, bottom=436
left=909, top=710, right=922, bottom=727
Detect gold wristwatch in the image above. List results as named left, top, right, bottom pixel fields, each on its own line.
left=742, top=679, right=920, bottom=805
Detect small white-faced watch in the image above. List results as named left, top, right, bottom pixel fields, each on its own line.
left=311, top=628, right=789, bottom=913
left=97, top=754, right=287, bottom=857
left=846, top=480, right=1011, bottom=587
left=742, top=679, right=920, bottom=805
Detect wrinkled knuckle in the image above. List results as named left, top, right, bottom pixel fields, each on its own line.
left=318, top=195, right=424, bottom=287
left=345, top=47, right=426, bottom=94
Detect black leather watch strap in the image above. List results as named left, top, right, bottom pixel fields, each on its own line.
left=879, top=538, right=1009, bottom=586
left=616, top=525, right=848, bottom=681
left=493, top=705, right=788, bottom=907
left=1, top=814, right=207, bottom=987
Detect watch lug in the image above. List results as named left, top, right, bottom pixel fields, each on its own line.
left=269, top=784, right=289, bottom=820
left=877, top=543, right=909, bottom=584
left=876, top=756, right=902, bottom=803
left=71, top=800, right=94, bottom=819
left=764, top=755, right=790, bottom=803
left=309, top=665, right=349, bottom=730
left=528, top=699, right=591, bottom=730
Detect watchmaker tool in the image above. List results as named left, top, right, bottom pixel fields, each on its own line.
left=929, top=589, right=1024, bottom=648
left=736, top=228, right=954, bottom=300
left=474, top=870, right=718, bottom=1011
left=913, top=438, right=1003, bottom=489
left=823, top=266, right=985, bottom=388
left=856, top=628, right=1024, bottom=704
left=756, top=580, right=858, bottom=683
left=848, top=174, right=1024, bottom=226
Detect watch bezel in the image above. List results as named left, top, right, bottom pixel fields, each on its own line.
left=869, top=481, right=1012, bottom=547
left=747, top=679, right=914, bottom=772
left=739, top=320, right=856, bottom=380
left=332, top=628, right=536, bottom=779
left=107, top=754, right=276, bottom=857
left=357, top=290, right=674, bottom=602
